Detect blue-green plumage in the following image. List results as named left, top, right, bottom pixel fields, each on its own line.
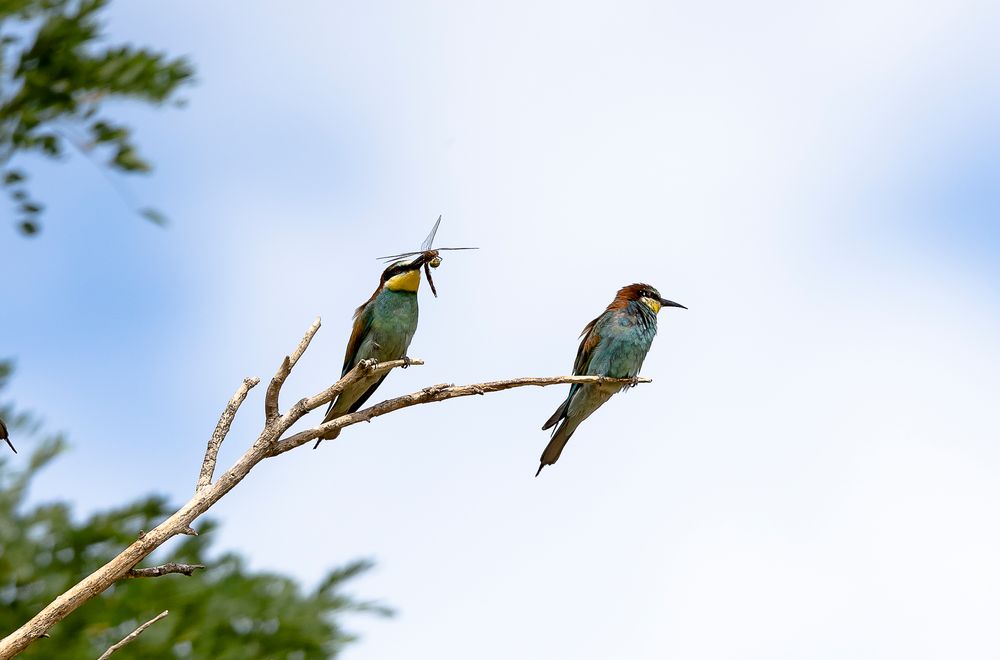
left=538, top=283, right=685, bottom=475
left=324, top=288, right=418, bottom=426
left=350, top=288, right=420, bottom=369
left=317, top=264, right=422, bottom=445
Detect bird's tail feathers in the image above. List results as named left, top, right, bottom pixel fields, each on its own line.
left=314, top=398, right=345, bottom=449
left=536, top=423, right=575, bottom=477
left=312, top=426, right=341, bottom=449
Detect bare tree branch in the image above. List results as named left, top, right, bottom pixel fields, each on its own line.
left=0, top=318, right=651, bottom=658
left=291, top=358, right=425, bottom=424
left=278, top=374, right=651, bottom=455
left=197, top=377, right=260, bottom=493
left=264, top=317, right=320, bottom=422
left=125, top=563, right=206, bottom=579
left=97, top=610, right=168, bottom=660
left=0, top=326, right=421, bottom=658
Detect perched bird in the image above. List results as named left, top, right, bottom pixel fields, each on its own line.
left=1, top=416, right=14, bottom=453
left=537, top=283, right=685, bottom=476
left=315, top=217, right=475, bottom=447
left=314, top=255, right=430, bottom=447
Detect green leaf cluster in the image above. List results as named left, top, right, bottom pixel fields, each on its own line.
left=0, top=362, right=391, bottom=658
left=0, top=0, right=194, bottom=234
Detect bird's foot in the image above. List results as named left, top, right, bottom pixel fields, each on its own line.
left=629, top=376, right=640, bottom=388
left=400, top=355, right=413, bottom=369
left=360, top=358, right=380, bottom=371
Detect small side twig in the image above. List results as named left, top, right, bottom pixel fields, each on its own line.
left=197, top=377, right=260, bottom=492
left=264, top=317, right=321, bottom=422
left=124, top=563, right=205, bottom=579
left=97, top=610, right=168, bottom=660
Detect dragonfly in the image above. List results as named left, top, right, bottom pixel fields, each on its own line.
left=377, top=215, right=478, bottom=296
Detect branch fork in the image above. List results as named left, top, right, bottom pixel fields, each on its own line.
left=0, top=316, right=651, bottom=657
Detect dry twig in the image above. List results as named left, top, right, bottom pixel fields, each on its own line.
left=125, top=563, right=205, bottom=579
left=264, top=317, right=320, bottom=422
left=197, top=377, right=259, bottom=492
left=97, top=610, right=168, bottom=660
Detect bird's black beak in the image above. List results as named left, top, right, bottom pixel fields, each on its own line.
left=659, top=297, right=686, bottom=310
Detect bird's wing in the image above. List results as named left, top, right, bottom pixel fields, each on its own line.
left=572, top=315, right=603, bottom=376
left=541, top=313, right=604, bottom=431
left=341, top=292, right=378, bottom=377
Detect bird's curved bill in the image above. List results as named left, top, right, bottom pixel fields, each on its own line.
left=660, top=297, right=687, bottom=309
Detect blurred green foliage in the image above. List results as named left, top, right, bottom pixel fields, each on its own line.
left=0, top=0, right=193, bottom=234
left=0, top=361, right=392, bottom=658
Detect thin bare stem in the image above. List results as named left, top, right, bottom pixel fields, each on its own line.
left=197, top=377, right=260, bottom=493
left=264, top=317, right=320, bottom=421
left=124, top=563, right=205, bottom=579
left=97, top=610, right=168, bottom=660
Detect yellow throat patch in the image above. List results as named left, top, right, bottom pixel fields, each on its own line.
left=386, top=268, right=421, bottom=292
left=640, top=296, right=661, bottom=313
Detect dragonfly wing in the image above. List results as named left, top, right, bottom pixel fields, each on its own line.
left=420, top=215, right=442, bottom=251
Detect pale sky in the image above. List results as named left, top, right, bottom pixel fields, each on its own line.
left=5, top=1, right=1000, bottom=658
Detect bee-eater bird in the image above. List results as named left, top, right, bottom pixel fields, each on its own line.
left=313, top=256, right=427, bottom=447
left=314, top=217, right=475, bottom=448
left=537, top=283, right=685, bottom=476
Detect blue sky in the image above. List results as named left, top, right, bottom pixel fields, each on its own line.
left=4, top=1, right=1000, bottom=658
